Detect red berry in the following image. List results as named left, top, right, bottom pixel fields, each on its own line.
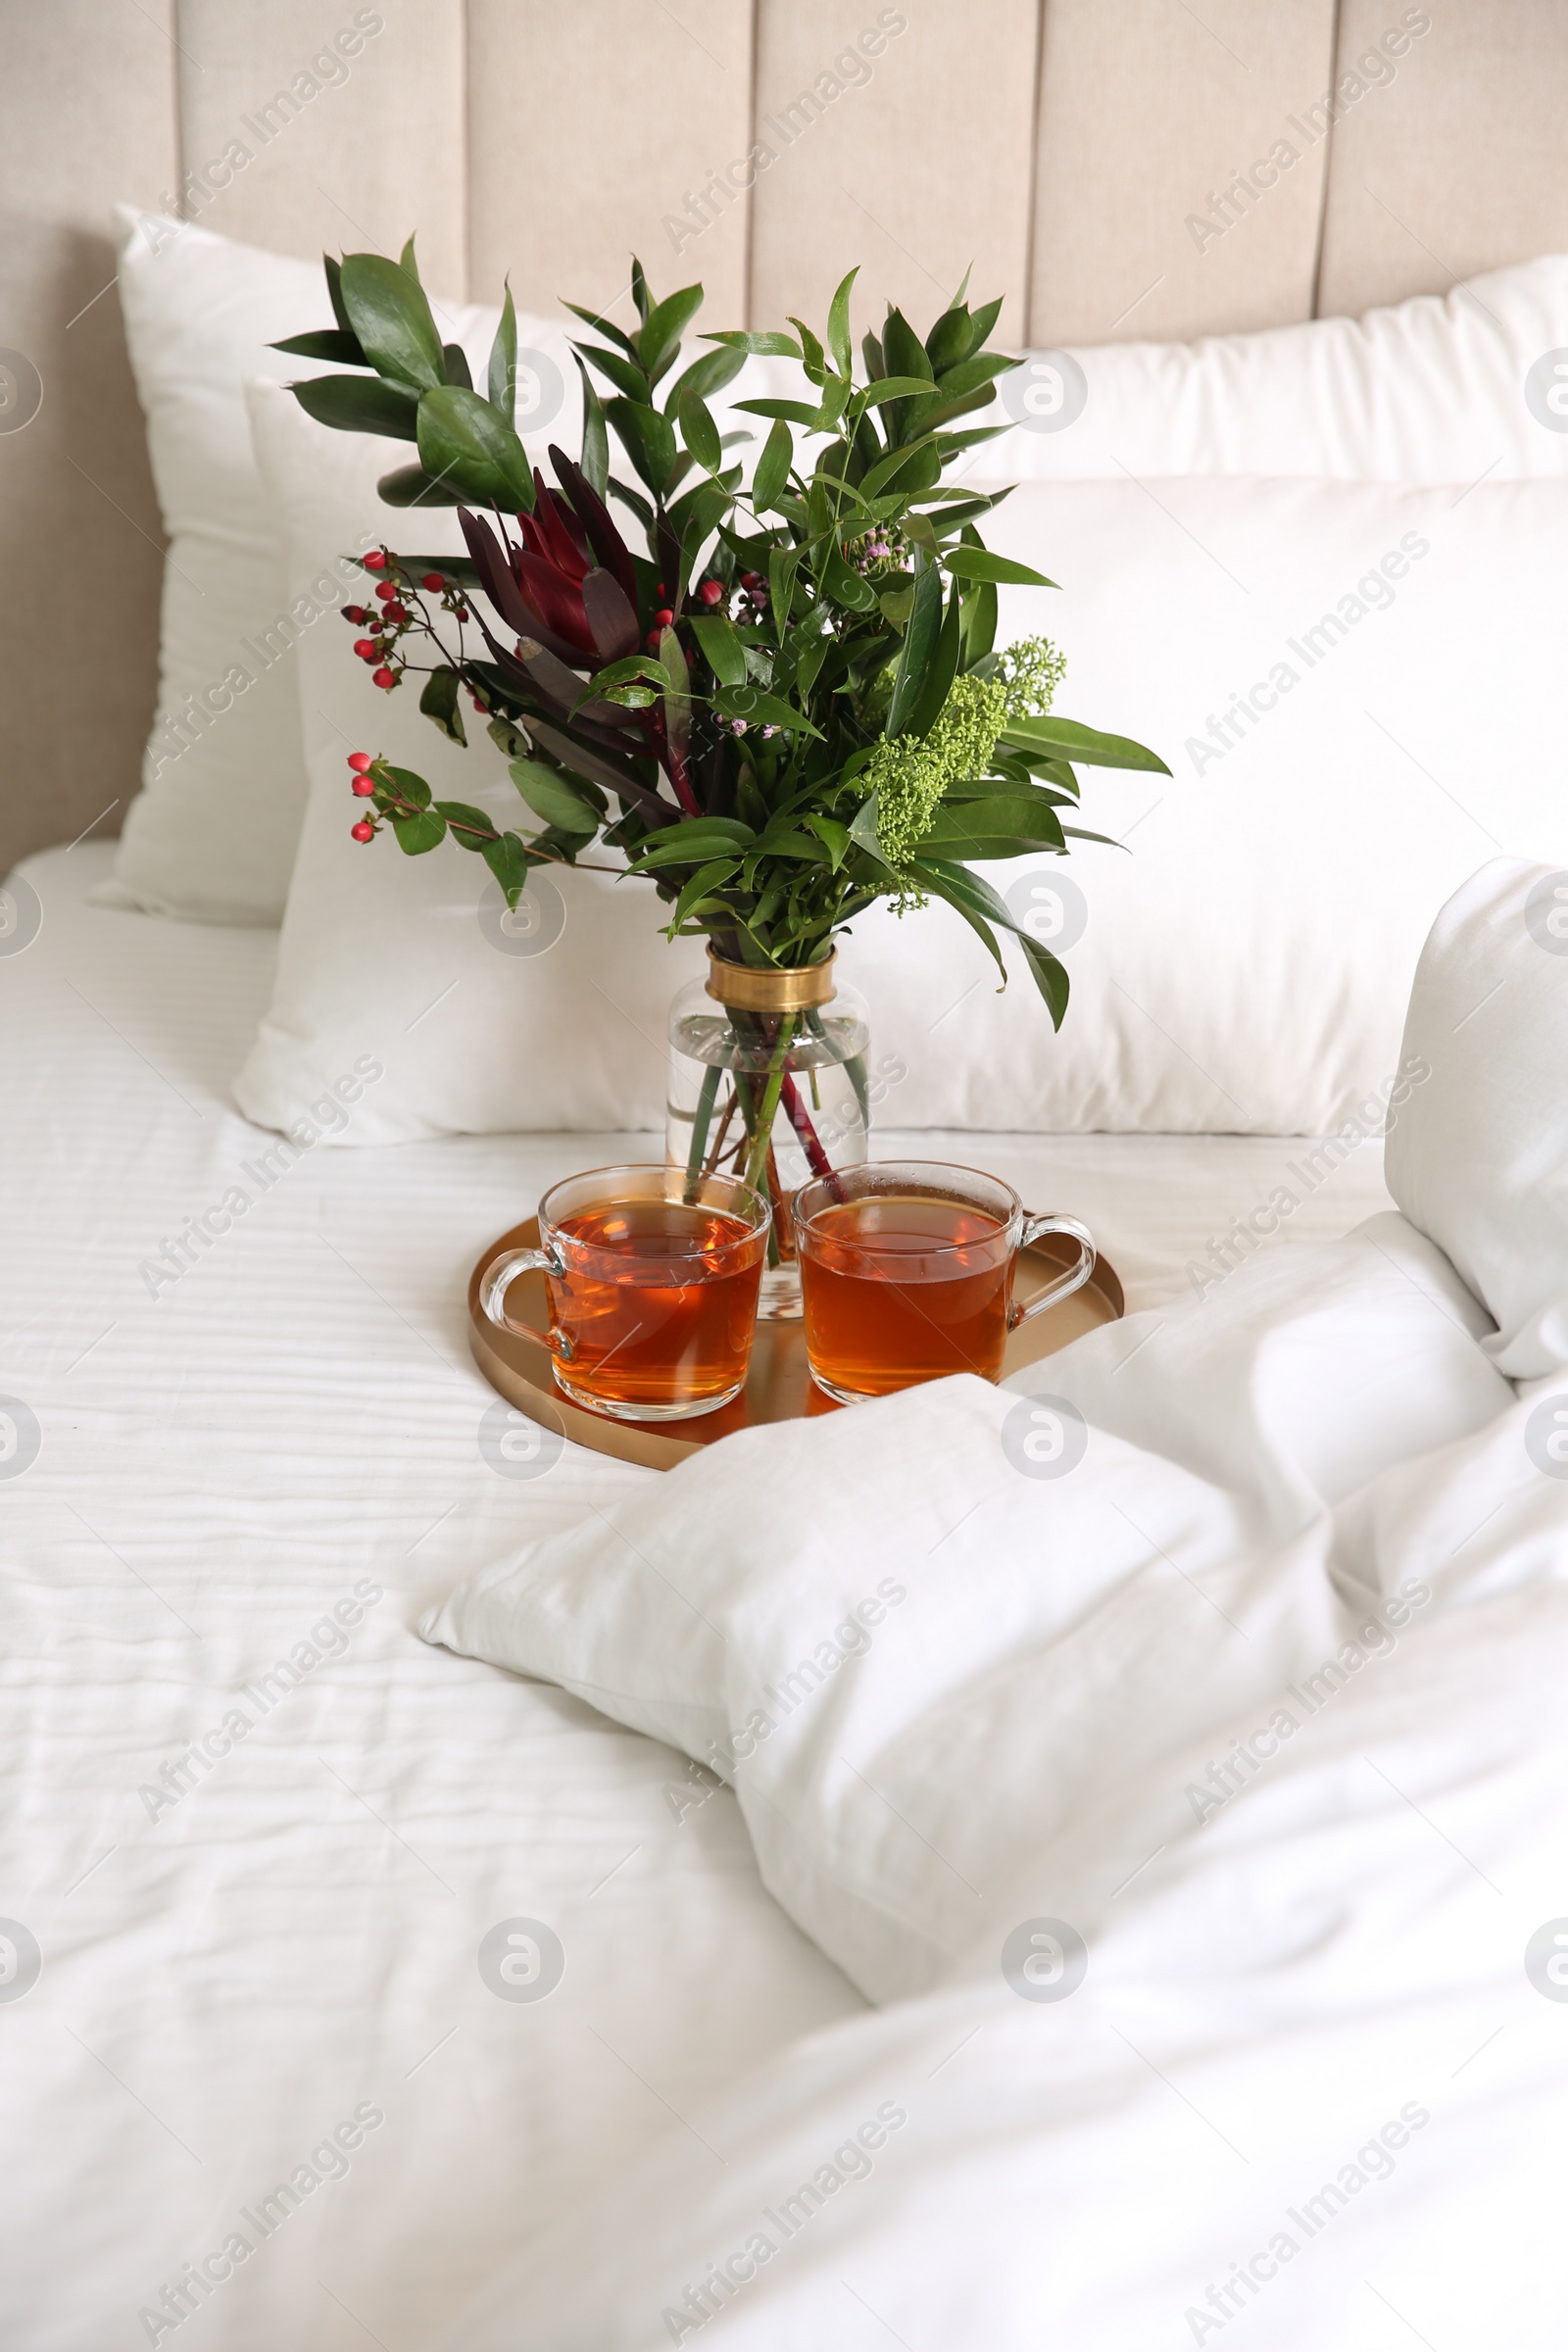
left=354, top=638, right=377, bottom=659
left=654, top=607, right=673, bottom=628
left=372, top=665, right=397, bottom=689
left=351, top=775, right=375, bottom=798
left=341, top=605, right=368, bottom=624
left=454, top=603, right=469, bottom=619
left=383, top=601, right=408, bottom=623
left=351, top=818, right=375, bottom=842
left=646, top=630, right=662, bottom=651
left=740, top=570, right=761, bottom=590
left=699, top=578, right=724, bottom=606
left=347, top=751, right=372, bottom=772
left=364, top=550, right=388, bottom=570
left=374, top=581, right=398, bottom=602
left=656, top=581, right=666, bottom=597
left=420, top=571, right=445, bottom=591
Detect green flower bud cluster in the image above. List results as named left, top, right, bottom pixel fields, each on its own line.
left=870, top=636, right=1067, bottom=900
left=994, top=634, right=1066, bottom=717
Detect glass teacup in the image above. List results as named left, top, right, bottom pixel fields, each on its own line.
left=481, top=1164, right=770, bottom=1421
left=794, top=1160, right=1095, bottom=1403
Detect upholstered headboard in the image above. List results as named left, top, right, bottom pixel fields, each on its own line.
left=4, top=0, right=1568, bottom=877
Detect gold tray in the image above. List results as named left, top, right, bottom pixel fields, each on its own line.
left=467, top=1218, right=1125, bottom=1472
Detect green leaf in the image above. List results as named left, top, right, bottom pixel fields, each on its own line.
left=881, top=308, right=933, bottom=383
left=942, top=547, right=1057, bottom=589
left=488, top=280, right=517, bottom=424
left=702, top=330, right=803, bottom=357
left=324, top=254, right=353, bottom=336
left=391, top=808, right=447, bottom=855
left=680, top=387, right=722, bottom=473
left=481, top=829, right=531, bottom=906
left=767, top=545, right=800, bottom=641
left=399, top=233, right=420, bottom=282
left=638, top=815, right=756, bottom=853
left=671, top=858, right=740, bottom=926
left=905, top=581, right=962, bottom=738
left=917, top=858, right=1072, bottom=1027
left=384, top=764, right=430, bottom=808
left=416, top=385, right=535, bottom=510
left=511, top=759, right=605, bottom=831
left=637, top=283, right=704, bottom=384
left=271, top=326, right=367, bottom=365
left=733, top=398, right=824, bottom=426
left=663, top=344, right=746, bottom=416
left=857, top=376, right=946, bottom=409
left=338, top=253, right=445, bottom=391
left=712, top=685, right=822, bottom=740
left=1002, top=716, right=1171, bottom=773
left=630, top=256, right=653, bottom=324
left=885, top=560, right=943, bottom=737
left=418, top=665, right=467, bottom=745
left=630, top=821, right=759, bottom=872
left=753, top=417, right=794, bottom=512
left=847, top=791, right=893, bottom=869
left=572, top=355, right=610, bottom=497
left=442, top=343, right=473, bottom=391
left=431, top=799, right=496, bottom=847
left=290, top=373, right=419, bottom=440
left=805, top=812, right=850, bottom=870
left=826, top=266, right=858, bottom=379
left=915, top=796, right=1067, bottom=857
left=561, top=301, right=642, bottom=362
left=375, top=463, right=464, bottom=507
left=858, top=437, right=938, bottom=498
left=687, top=613, right=747, bottom=686
left=960, top=575, right=997, bottom=662
left=574, top=343, right=653, bottom=403
left=819, top=543, right=877, bottom=613
left=925, top=304, right=972, bottom=372
left=606, top=397, right=677, bottom=496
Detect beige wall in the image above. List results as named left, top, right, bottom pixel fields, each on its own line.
left=3, top=0, right=1565, bottom=876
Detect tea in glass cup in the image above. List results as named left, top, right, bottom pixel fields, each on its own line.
left=794, top=1161, right=1094, bottom=1403
left=481, top=1164, right=770, bottom=1420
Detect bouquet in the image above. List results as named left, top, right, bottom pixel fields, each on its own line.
left=277, top=247, right=1166, bottom=1209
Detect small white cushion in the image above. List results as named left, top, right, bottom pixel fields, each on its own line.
left=232, top=382, right=704, bottom=1141
left=1386, top=858, right=1568, bottom=1379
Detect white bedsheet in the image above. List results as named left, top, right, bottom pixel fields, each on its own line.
left=0, top=844, right=1392, bottom=2349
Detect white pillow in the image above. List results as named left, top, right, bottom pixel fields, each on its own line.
left=102, top=207, right=568, bottom=925
left=996, top=253, right=1568, bottom=485
left=850, top=471, right=1568, bottom=1134
left=104, top=210, right=1568, bottom=929
left=237, top=451, right=1568, bottom=1140
left=232, top=382, right=705, bottom=1141
left=1386, top=858, right=1568, bottom=1381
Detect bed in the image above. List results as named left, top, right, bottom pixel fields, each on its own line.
left=5, top=8, right=1568, bottom=2347
left=0, top=843, right=1397, bottom=2345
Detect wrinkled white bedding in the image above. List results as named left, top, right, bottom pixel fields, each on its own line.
left=425, top=860, right=1568, bottom=2348
left=0, top=844, right=1396, bottom=2350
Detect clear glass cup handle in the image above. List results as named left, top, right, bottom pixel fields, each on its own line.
left=480, top=1244, right=574, bottom=1359
left=1008, top=1212, right=1096, bottom=1330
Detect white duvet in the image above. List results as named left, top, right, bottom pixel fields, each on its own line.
left=426, top=858, right=1568, bottom=2349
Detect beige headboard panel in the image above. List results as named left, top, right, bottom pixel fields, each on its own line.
left=4, top=0, right=1567, bottom=877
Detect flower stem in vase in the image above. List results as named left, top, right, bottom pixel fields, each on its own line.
left=742, top=1011, right=798, bottom=1195
left=683, top=1061, right=722, bottom=1196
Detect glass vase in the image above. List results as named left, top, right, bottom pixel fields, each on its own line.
left=666, top=951, right=872, bottom=1319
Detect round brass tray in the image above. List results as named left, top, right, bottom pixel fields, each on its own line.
left=467, top=1216, right=1125, bottom=1472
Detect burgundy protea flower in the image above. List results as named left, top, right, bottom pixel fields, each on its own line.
left=459, top=446, right=641, bottom=675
